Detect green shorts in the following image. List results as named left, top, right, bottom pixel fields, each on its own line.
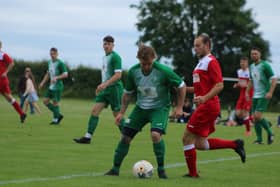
left=252, top=98, right=269, bottom=112
left=95, top=84, right=123, bottom=112
left=124, top=105, right=170, bottom=134
left=44, top=89, right=62, bottom=102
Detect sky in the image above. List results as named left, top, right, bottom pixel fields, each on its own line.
left=0, top=0, right=279, bottom=76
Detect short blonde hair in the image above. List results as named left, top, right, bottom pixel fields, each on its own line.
left=137, top=45, right=157, bottom=61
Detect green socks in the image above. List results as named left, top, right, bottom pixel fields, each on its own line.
left=153, top=139, right=165, bottom=171
left=113, top=141, right=130, bottom=173
left=46, top=103, right=60, bottom=118
left=255, top=118, right=273, bottom=142
left=87, top=115, right=99, bottom=135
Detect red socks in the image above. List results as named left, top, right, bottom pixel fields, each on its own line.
left=207, top=138, right=237, bottom=150
left=183, top=144, right=198, bottom=177
left=12, top=101, right=24, bottom=116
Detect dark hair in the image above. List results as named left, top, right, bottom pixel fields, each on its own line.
left=103, top=35, right=114, bottom=43
left=50, top=47, right=58, bottom=53
left=251, top=46, right=261, bottom=53
left=240, top=56, right=249, bottom=61
left=137, top=45, right=157, bottom=61
left=197, top=33, right=211, bottom=48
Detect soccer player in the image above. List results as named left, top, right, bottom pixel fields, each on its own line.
left=0, top=40, right=26, bottom=123
left=105, top=45, right=186, bottom=179
left=182, top=34, right=245, bottom=178
left=39, top=47, right=68, bottom=124
left=232, top=57, right=253, bottom=136
left=246, top=47, right=277, bottom=144
left=74, top=35, right=124, bottom=144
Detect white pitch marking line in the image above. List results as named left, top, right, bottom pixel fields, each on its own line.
left=0, top=151, right=279, bottom=185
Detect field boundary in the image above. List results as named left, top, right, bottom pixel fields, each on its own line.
left=0, top=151, right=279, bottom=185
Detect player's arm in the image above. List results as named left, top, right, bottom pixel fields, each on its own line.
left=115, top=92, right=133, bottom=124
left=266, top=78, right=277, bottom=99
left=194, top=82, right=223, bottom=105
left=52, top=72, right=68, bottom=83
left=1, top=60, right=14, bottom=77
left=96, top=71, right=122, bottom=95
left=175, top=82, right=186, bottom=118
left=39, top=72, right=50, bottom=89
left=186, top=86, right=194, bottom=93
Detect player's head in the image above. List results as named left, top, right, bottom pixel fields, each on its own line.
left=103, top=35, right=114, bottom=54
left=194, top=33, right=211, bottom=58
left=50, top=47, right=58, bottom=61
left=240, top=56, right=249, bottom=70
left=250, top=47, right=261, bottom=63
left=137, top=45, right=157, bottom=75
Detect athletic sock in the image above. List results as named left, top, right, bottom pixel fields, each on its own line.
left=46, top=103, right=56, bottom=118
left=11, top=100, right=24, bottom=116
left=112, top=141, right=130, bottom=173
left=260, top=118, right=273, bottom=135
left=53, top=105, right=61, bottom=118
left=207, top=138, right=237, bottom=149
left=86, top=115, right=99, bottom=136
left=254, top=120, right=263, bottom=142
left=183, top=144, right=198, bottom=177
left=243, top=116, right=251, bottom=132
left=153, top=139, right=165, bottom=171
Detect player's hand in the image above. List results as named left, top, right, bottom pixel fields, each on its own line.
left=115, top=113, right=124, bottom=125
left=174, top=107, right=183, bottom=118
left=265, top=92, right=273, bottom=99
left=194, top=96, right=206, bottom=105
left=1, top=72, right=7, bottom=77
left=51, top=77, right=57, bottom=84
left=96, top=83, right=108, bottom=95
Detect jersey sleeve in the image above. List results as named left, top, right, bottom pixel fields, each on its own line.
left=164, top=67, right=184, bottom=88
left=264, top=62, right=275, bottom=79
left=112, top=53, right=122, bottom=73
left=124, top=69, right=136, bottom=93
left=208, top=60, right=223, bottom=84
left=59, top=62, right=68, bottom=74
left=3, top=53, right=13, bottom=65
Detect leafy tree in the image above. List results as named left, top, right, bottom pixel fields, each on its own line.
left=132, top=0, right=270, bottom=84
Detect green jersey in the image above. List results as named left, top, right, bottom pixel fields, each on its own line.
left=125, top=61, right=184, bottom=109
left=250, top=60, right=275, bottom=98
left=48, top=59, right=68, bottom=91
left=102, top=51, right=122, bottom=87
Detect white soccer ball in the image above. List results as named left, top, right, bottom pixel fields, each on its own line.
left=132, top=160, right=154, bottom=178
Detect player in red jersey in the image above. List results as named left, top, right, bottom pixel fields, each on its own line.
left=182, top=34, right=245, bottom=178
left=0, top=41, right=26, bottom=123
left=233, top=57, right=253, bottom=136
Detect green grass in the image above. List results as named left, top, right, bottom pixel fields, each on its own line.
left=0, top=98, right=279, bottom=187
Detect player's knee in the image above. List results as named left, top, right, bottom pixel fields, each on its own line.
left=151, top=131, right=161, bottom=143
left=120, top=135, right=132, bottom=144
left=182, top=129, right=195, bottom=145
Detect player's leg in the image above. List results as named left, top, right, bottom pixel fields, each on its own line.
left=110, top=85, right=124, bottom=132
left=43, top=89, right=56, bottom=120
left=105, top=106, right=147, bottom=176
left=150, top=107, right=169, bottom=179
left=74, top=102, right=106, bottom=144
left=50, top=90, right=63, bottom=124
left=242, top=110, right=252, bottom=136
left=3, top=92, right=26, bottom=122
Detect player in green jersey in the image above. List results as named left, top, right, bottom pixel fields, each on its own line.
left=39, top=47, right=68, bottom=125
left=74, top=36, right=124, bottom=144
left=105, top=45, right=186, bottom=179
left=246, top=47, right=277, bottom=144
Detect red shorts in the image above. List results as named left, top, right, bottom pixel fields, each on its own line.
left=235, top=95, right=252, bottom=111
left=187, top=100, right=220, bottom=137
left=0, top=77, right=11, bottom=94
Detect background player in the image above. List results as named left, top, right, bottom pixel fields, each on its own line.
left=105, top=45, right=186, bottom=179
left=39, top=47, right=68, bottom=125
left=74, top=35, right=124, bottom=144
left=246, top=47, right=277, bottom=144
left=0, top=40, right=26, bottom=123
left=182, top=34, right=245, bottom=178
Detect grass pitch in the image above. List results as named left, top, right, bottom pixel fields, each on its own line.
left=0, top=98, right=279, bottom=187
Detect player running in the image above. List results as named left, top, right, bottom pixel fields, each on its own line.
left=105, top=45, right=186, bottom=179
left=246, top=47, right=277, bottom=144
left=182, top=34, right=246, bottom=178
left=74, top=36, right=124, bottom=144
left=0, top=40, right=26, bottom=123
left=39, top=47, right=68, bottom=125
left=231, top=57, right=253, bottom=136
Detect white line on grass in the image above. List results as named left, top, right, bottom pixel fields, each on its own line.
left=0, top=151, right=279, bottom=185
